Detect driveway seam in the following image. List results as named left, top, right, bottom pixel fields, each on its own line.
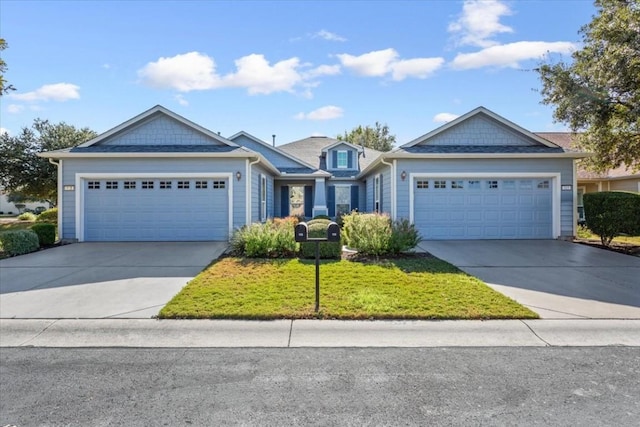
left=287, top=320, right=293, bottom=347
left=18, top=319, right=59, bottom=346
left=520, top=320, right=551, bottom=346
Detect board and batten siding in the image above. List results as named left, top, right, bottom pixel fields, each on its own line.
left=60, top=158, right=246, bottom=240
left=394, top=158, right=575, bottom=237
left=250, top=165, right=274, bottom=223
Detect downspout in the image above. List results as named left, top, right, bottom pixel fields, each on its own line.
left=379, top=156, right=395, bottom=220
left=48, top=158, right=62, bottom=240
left=246, top=156, right=260, bottom=226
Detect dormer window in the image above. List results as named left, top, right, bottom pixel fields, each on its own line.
left=337, top=150, right=348, bottom=169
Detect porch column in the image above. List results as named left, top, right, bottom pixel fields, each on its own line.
left=312, top=177, right=328, bottom=217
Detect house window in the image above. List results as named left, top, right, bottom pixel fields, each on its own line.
left=434, top=180, right=447, bottom=189
left=124, top=181, right=136, bottom=190
left=451, top=180, right=464, bottom=189
left=416, top=180, right=429, bottom=189
left=212, top=180, right=225, bottom=189
left=487, top=180, right=498, bottom=189
left=336, top=150, right=348, bottom=169
left=178, top=181, right=190, bottom=189
left=142, top=181, right=154, bottom=189
left=289, top=185, right=304, bottom=217
left=88, top=181, right=100, bottom=190
left=537, top=180, right=550, bottom=189
left=468, top=180, right=481, bottom=189
left=260, top=175, right=267, bottom=221
left=106, top=181, right=118, bottom=190
left=335, top=186, right=351, bottom=218
left=195, top=181, right=207, bottom=189
left=374, top=175, right=381, bottom=212
left=159, top=181, right=172, bottom=189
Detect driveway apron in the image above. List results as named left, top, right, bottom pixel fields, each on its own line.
left=0, top=242, right=226, bottom=319
left=418, top=240, right=640, bottom=319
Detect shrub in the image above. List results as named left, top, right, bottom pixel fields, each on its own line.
left=299, top=218, right=342, bottom=259
left=0, top=230, right=40, bottom=257
left=389, top=218, right=421, bottom=254
left=17, top=212, right=37, bottom=221
left=230, top=216, right=299, bottom=258
left=341, top=212, right=392, bottom=256
left=31, top=223, right=56, bottom=246
left=312, top=215, right=331, bottom=220
left=583, top=191, right=640, bottom=246
left=36, top=208, right=58, bottom=223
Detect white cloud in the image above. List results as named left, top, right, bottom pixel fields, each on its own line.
left=175, top=94, right=189, bottom=106
left=221, top=54, right=302, bottom=95
left=8, top=83, right=80, bottom=102
left=314, top=30, right=347, bottom=42
left=451, top=41, right=576, bottom=69
left=303, top=64, right=341, bottom=78
left=7, top=104, right=24, bottom=114
left=138, top=51, right=218, bottom=92
left=391, top=58, right=445, bottom=81
left=0, top=127, right=9, bottom=135
left=433, top=113, right=460, bottom=123
left=337, top=48, right=444, bottom=80
left=448, top=0, right=513, bottom=48
left=294, top=105, right=344, bottom=121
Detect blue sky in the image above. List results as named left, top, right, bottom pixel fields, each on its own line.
left=1, top=0, right=595, bottom=145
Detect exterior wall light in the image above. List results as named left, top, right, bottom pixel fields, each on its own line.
left=400, top=171, right=407, bottom=181
left=236, top=171, right=242, bottom=181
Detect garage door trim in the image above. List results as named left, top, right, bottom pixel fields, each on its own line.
left=409, top=172, right=561, bottom=239
left=75, top=172, right=233, bottom=242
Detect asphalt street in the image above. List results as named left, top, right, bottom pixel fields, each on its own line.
left=1, top=347, right=638, bottom=426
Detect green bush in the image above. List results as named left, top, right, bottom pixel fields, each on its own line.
left=389, top=218, right=421, bottom=254
left=31, top=223, right=56, bottom=246
left=230, top=216, right=299, bottom=258
left=342, top=212, right=420, bottom=256
left=17, top=212, right=37, bottom=221
left=0, top=230, right=40, bottom=257
left=299, top=218, right=342, bottom=259
left=312, top=215, right=331, bottom=220
left=36, top=208, right=58, bottom=223
left=583, top=191, right=640, bottom=246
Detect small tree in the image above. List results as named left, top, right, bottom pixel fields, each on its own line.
left=583, top=191, right=640, bottom=246
left=337, top=122, right=396, bottom=152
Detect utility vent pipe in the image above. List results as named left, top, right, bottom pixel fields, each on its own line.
left=272, top=134, right=276, bottom=146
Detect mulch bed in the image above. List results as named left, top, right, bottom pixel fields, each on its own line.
left=574, top=238, right=640, bottom=257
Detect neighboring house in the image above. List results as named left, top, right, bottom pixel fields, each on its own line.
left=0, top=187, right=49, bottom=215
left=40, top=105, right=587, bottom=242
left=536, top=132, right=640, bottom=223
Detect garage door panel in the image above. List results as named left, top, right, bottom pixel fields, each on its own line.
left=83, top=178, right=228, bottom=241
left=414, top=177, right=552, bottom=240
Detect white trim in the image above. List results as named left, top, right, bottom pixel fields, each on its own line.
left=379, top=157, right=394, bottom=219
left=75, top=172, right=233, bottom=242
left=573, top=161, right=578, bottom=236
left=247, top=158, right=260, bottom=225
left=260, top=174, right=267, bottom=221
left=374, top=174, right=381, bottom=214
left=409, top=172, right=562, bottom=239
left=336, top=150, right=348, bottom=169
left=321, top=140, right=364, bottom=153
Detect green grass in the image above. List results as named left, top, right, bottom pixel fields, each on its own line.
left=159, top=257, right=538, bottom=320
left=0, top=221, right=35, bottom=232
left=576, top=226, right=640, bottom=245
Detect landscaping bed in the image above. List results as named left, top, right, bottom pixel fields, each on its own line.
left=158, top=254, right=538, bottom=320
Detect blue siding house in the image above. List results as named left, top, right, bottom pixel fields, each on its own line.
left=41, top=105, right=587, bottom=242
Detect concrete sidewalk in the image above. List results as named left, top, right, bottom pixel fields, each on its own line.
left=1, top=319, right=638, bottom=348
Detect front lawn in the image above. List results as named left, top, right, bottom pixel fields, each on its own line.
left=159, top=256, right=537, bottom=320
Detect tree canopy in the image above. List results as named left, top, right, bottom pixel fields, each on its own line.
left=537, top=0, right=639, bottom=172
left=0, top=119, right=97, bottom=204
left=337, top=122, right=396, bottom=152
left=0, top=38, right=15, bottom=96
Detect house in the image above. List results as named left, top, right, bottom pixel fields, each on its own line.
left=0, top=186, right=50, bottom=215
left=535, top=132, right=639, bottom=221
left=39, top=105, right=587, bottom=242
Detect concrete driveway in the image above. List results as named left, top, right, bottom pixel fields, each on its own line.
left=419, top=240, right=640, bottom=319
left=0, top=242, right=227, bottom=319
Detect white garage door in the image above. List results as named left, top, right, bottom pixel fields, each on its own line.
left=413, top=178, right=553, bottom=240
left=83, top=178, right=229, bottom=241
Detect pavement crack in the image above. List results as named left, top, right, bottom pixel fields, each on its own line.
left=105, top=304, right=165, bottom=318
left=287, top=320, right=293, bottom=348
left=19, top=319, right=59, bottom=346
left=520, top=320, right=551, bottom=347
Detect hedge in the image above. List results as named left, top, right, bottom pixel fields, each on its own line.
left=0, top=230, right=40, bottom=257
left=583, top=191, right=640, bottom=246
left=31, top=223, right=56, bottom=246
left=36, top=208, right=58, bottom=223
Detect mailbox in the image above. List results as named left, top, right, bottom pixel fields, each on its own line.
left=294, top=222, right=309, bottom=242
left=327, top=222, right=340, bottom=242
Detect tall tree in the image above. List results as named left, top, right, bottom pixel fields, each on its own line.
left=537, top=0, right=640, bottom=172
left=0, top=38, right=16, bottom=95
left=337, top=122, right=396, bottom=152
left=0, top=119, right=97, bottom=204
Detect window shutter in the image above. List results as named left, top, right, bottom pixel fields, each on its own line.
left=304, top=186, right=313, bottom=218
left=347, top=151, right=353, bottom=169
left=332, top=150, right=338, bottom=169
left=350, top=185, right=359, bottom=212
left=327, top=185, right=335, bottom=217
left=280, top=186, right=289, bottom=217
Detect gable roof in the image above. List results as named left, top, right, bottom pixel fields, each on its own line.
left=402, top=106, right=559, bottom=149
left=321, top=140, right=364, bottom=154
left=278, top=136, right=384, bottom=171
left=77, top=105, right=238, bottom=148
left=536, top=132, right=639, bottom=180
left=228, top=131, right=318, bottom=171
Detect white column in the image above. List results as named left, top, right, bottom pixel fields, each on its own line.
left=312, top=177, right=328, bottom=216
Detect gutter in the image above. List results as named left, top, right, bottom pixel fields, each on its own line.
left=48, top=158, right=62, bottom=239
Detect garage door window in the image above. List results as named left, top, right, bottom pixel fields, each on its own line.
left=487, top=181, right=498, bottom=189
left=537, top=180, right=550, bottom=189
left=178, top=181, right=190, bottom=189
left=468, top=180, right=481, bottom=190
left=416, top=180, right=429, bottom=189
left=213, top=180, right=225, bottom=189
left=160, top=181, right=172, bottom=189
left=88, top=181, right=100, bottom=190
left=434, top=180, right=447, bottom=189
left=106, top=181, right=118, bottom=190
left=195, top=181, right=207, bottom=189
left=519, top=180, right=532, bottom=190
left=142, top=181, right=154, bottom=189
left=503, top=180, right=516, bottom=190
left=124, top=181, right=136, bottom=190
left=452, top=180, right=464, bottom=189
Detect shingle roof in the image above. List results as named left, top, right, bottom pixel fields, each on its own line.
left=69, top=145, right=240, bottom=153
left=278, top=167, right=317, bottom=174
left=397, top=145, right=566, bottom=154
left=535, top=132, right=638, bottom=179
left=278, top=136, right=384, bottom=171
left=330, top=170, right=359, bottom=178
